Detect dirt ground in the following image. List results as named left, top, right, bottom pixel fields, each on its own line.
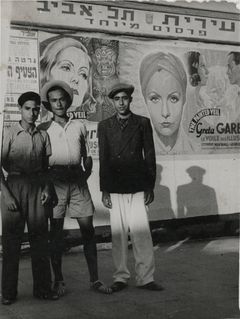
left=0, top=236, right=239, bottom=319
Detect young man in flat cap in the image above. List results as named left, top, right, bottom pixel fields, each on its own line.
left=1, top=92, right=58, bottom=305
left=39, top=80, right=112, bottom=295
left=98, top=82, right=163, bottom=292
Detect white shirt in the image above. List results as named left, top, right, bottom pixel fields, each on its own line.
left=46, top=119, right=90, bottom=166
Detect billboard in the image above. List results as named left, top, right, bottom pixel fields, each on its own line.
left=12, top=1, right=240, bottom=43
left=1, top=2, right=240, bottom=224
left=39, top=32, right=240, bottom=157
left=4, top=29, right=39, bottom=127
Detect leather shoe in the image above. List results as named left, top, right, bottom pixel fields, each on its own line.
left=111, top=281, right=128, bottom=292
left=33, top=290, right=59, bottom=301
left=138, top=281, right=164, bottom=291
left=2, top=297, right=16, bottom=305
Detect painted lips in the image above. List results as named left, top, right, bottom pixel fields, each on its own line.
left=161, top=122, right=171, bottom=127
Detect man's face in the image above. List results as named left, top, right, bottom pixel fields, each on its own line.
left=112, top=91, right=131, bottom=116
left=19, top=100, right=40, bottom=125
left=48, top=88, right=69, bottom=117
left=227, top=54, right=240, bottom=86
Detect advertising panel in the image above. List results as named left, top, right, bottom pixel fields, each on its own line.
left=4, top=29, right=39, bottom=128
left=39, top=32, right=240, bottom=157
left=2, top=27, right=240, bottom=224
left=12, top=1, right=240, bottom=43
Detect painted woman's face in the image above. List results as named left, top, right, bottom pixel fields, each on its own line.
left=198, top=54, right=209, bottom=86
left=145, top=70, right=184, bottom=137
left=50, top=46, right=90, bottom=107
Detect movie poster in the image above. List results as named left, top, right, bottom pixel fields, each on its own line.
left=39, top=32, right=119, bottom=159
left=37, top=32, right=240, bottom=157
left=4, top=29, right=39, bottom=127
left=118, top=40, right=240, bottom=156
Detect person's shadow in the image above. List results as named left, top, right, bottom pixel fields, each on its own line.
left=149, top=164, right=175, bottom=220
left=177, top=166, right=218, bottom=218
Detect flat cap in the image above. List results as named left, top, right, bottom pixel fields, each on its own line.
left=108, top=82, right=134, bottom=99
left=41, top=80, right=73, bottom=110
left=18, top=91, right=41, bottom=107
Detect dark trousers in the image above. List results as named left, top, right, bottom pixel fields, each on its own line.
left=1, top=176, right=52, bottom=299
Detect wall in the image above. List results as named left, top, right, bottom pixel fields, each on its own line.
left=0, top=0, right=240, bottom=232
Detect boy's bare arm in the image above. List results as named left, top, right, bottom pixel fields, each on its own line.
left=83, top=156, right=93, bottom=180
left=41, top=156, right=52, bottom=206
left=81, top=129, right=93, bottom=180
left=0, top=168, right=18, bottom=211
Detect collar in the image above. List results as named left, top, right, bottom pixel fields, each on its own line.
left=116, top=111, right=132, bottom=121
left=52, top=117, right=72, bottom=130
left=16, top=121, right=38, bottom=136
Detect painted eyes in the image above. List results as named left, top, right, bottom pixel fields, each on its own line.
left=80, top=72, right=88, bottom=80
left=149, top=95, right=159, bottom=103
left=170, top=95, right=180, bottom=103
left=148, top=94, right=180, bottom=104
left=60, top=64, right=71, bottom=72
left=59, top=64, right=88, bottom=79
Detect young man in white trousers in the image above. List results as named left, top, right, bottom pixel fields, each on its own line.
left=98, top=82, right=164, bottom=292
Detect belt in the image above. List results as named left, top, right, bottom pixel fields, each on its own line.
left=8, top=171, right=43, bottom=177
left=50, top=165, right=81, bottom=171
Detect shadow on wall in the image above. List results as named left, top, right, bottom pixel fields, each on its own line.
left=149, top=164, right=175, bottom=220
left=177, top=166, right=219, bottom=218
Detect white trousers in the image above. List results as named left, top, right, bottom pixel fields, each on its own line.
left=110, top=192, right=155, bottom=286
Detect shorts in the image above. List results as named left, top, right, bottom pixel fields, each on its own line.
left=52, top=179, right=95, bottom=219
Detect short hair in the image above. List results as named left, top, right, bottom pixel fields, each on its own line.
left=229, top=51, right=240, bottom=65
left=47, top=85, right=71, bottom=104
left=18, top=91, right=41, bottom=107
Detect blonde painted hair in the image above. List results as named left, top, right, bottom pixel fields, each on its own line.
left=40, top=37, right=93, bottom=96
left=140, top=51, right=187, bottom=104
